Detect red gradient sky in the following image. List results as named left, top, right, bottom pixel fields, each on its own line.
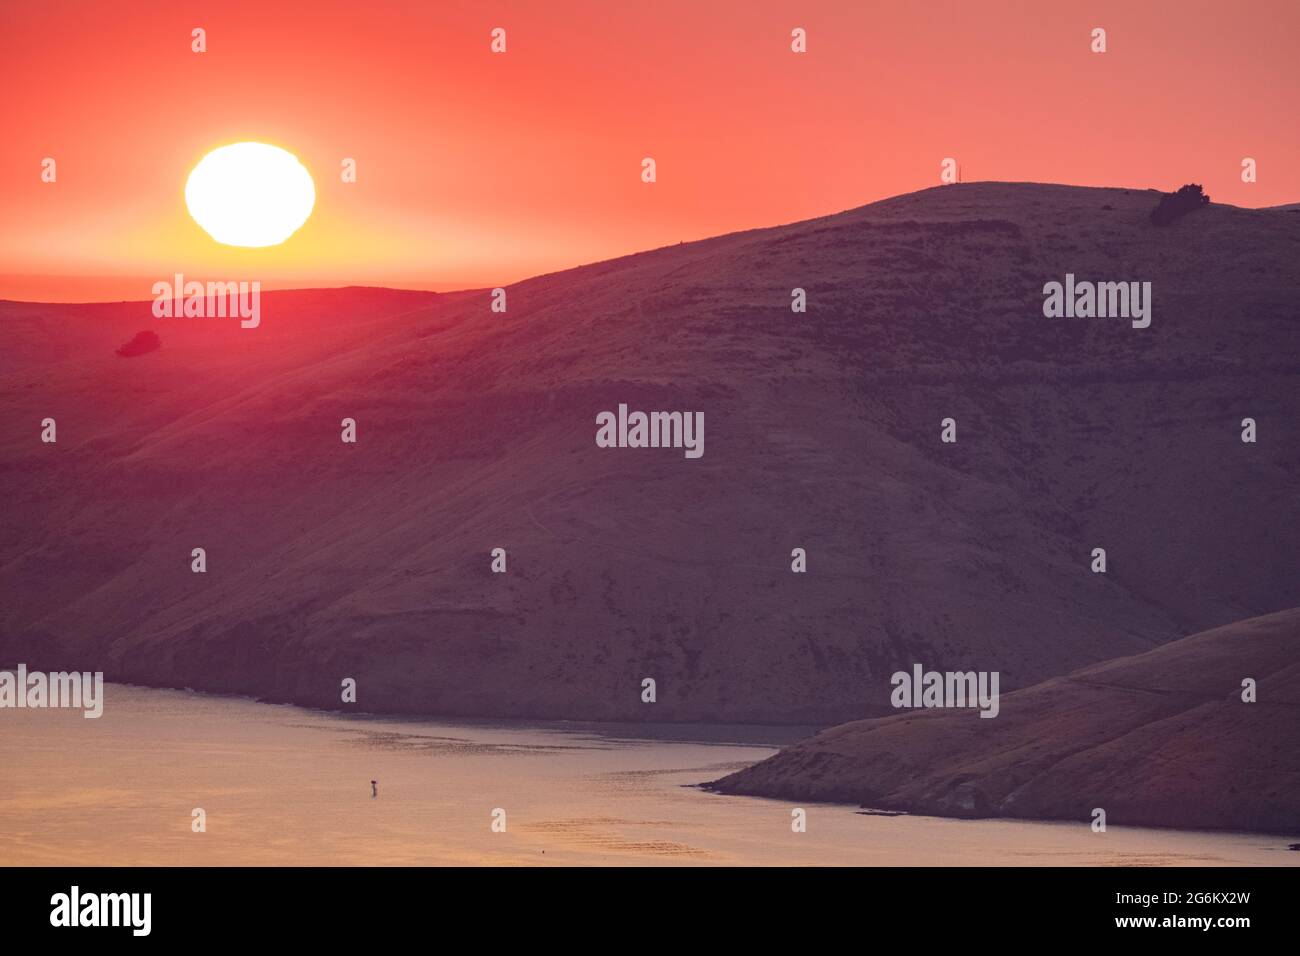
left=2, top=0, right=1297, bottom=301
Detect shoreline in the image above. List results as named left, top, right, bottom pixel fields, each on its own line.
left=699, top=779, right=1300, bottom=844
left=5, top=680, right=1297, bottom=866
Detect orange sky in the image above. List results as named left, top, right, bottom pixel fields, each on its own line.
left=2, top=0, right=1297, bottom=301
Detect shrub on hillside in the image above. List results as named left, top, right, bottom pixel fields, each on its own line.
left=116, top=330, right=161, bottom=357
left=1151, top=184, right=1210, bottom=226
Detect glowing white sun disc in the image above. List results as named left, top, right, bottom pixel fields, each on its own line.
left=185, top=142, right=315, bottom=247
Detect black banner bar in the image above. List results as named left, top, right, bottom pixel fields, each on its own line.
left=1, top=865, right=1290, bottom=943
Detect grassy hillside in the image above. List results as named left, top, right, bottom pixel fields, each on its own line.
left=1, top=183, right=1297, bottom=722
left=712, top=608, right=1300, bottom=834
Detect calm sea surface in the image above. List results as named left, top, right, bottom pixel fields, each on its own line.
left=1, top=684, right=1294, bottom=866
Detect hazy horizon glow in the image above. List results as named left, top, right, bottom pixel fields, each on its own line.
left=2, top=0, right=1298, bottom=302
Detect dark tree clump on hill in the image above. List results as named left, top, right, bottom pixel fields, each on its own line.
left=1150, top=184, right=1210, bottom=226
left=115, top=330, right=161, bottom=357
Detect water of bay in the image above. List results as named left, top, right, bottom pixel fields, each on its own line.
left=1, top=684, right=1293, bottom=866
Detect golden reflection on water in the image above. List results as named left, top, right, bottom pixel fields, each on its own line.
left=1, top=684, right=1295, bottom=867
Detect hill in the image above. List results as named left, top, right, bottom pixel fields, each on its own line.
left=710, top=608, right=1300, bottom=834
left=1, top=183, right=1297, bottom=723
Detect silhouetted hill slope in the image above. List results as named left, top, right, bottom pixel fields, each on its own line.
left=1, top=183, right=1297, bottom=723
left=710, top=608, right=1300, bottom=834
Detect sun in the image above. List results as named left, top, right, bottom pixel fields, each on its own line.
left=185, top=142, right=315, bottom=247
